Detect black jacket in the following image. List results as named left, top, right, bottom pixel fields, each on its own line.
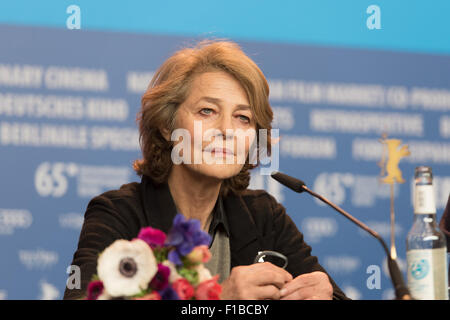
left=63, top=175, right=349, bottom=300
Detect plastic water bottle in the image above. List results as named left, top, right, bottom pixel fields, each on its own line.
left=406, top=166, right=449, bottom=300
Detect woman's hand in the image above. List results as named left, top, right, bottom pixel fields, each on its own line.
left=279, top=271, right=333, bottom=300
left=220, top=262, right=293, bottom=300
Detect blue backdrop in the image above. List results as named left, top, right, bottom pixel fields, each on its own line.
left=0, top=1, right=449, bottom=300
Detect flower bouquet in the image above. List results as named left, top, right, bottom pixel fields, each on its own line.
left=85, top=214, right=222, bottom=300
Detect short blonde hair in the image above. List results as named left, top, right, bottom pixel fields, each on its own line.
left=134, top=40, right=273, bottom=196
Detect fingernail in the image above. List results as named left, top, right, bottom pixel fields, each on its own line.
left=280, top=288, right=287, bottom=296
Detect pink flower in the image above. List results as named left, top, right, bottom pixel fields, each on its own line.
left=134, top=291, right=161, bottom=300
left=86, top=280, right=104, bottom=300
left=172, top=278, right=195, bottom=300
left=149, top=264, right=170, bottom=291
left=195, top=276, right=222, bottom=300
left=137, top=227, right=167, bottom=248
left=186, top=245, right=211, bottom=264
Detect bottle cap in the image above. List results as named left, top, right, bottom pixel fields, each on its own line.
left=414, top=166, right=433, bottom=185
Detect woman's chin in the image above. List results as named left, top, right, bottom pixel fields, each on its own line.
left=188, top=163, right=243, bottom=181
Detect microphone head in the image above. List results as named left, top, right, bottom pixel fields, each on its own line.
left=270, top=171, right=306, bottom=193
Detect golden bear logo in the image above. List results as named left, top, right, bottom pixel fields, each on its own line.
left=378, top=135, right=411, bottom=261
left=380, top=138, right=410, bottom=184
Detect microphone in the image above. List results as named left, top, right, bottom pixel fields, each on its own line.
left=271, top=171, right=412, bottom=300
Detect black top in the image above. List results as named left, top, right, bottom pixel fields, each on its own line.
left=207, top=194, right=230, bottom=240
left=63, top=175, right=349, bottom=300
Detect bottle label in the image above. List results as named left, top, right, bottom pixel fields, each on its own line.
left=406, top=248, right=449, bottom=300
left=414, top=185, right=436, bottom=214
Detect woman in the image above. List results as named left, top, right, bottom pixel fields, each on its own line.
left=63, top=40, right=348, bottom=300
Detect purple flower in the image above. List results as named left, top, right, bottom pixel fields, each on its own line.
left=86, top=280, right=104, bottom=300
left=150, top=263, right=170, bottom=291
left=158, top=285, right=180, bottom=300
left=137, top=226, right=167, bottom=248
left=165, top=214, right=212, bottom=266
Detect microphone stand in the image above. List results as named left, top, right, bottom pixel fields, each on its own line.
left=302, top=185, right=411, bottom=300
left=271, top=171, right=412, bottom=300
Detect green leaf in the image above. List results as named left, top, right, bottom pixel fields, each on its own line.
left=131, top=288, right=152, bottom=298
left=178, top=267, right=199, bottom=285
left=154, top=247, right=169, bottom=263
left=180, top=256, right=200, bottom=268
left=90, top=274, right=100, bottom=281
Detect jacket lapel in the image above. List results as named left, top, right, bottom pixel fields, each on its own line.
left=223, top=193, right=261, bottom=267
left=140, top=175, right=178, bottom=234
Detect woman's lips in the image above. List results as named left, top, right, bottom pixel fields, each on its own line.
left=205, top=147, right=234, bottom=156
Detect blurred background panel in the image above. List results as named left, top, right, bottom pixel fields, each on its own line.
left=0, top=0, right=449, bottom=300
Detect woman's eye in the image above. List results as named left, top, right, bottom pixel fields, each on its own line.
left=238, top=115, right=250, bottom=123
left=200, top=108, right=214, bottom=115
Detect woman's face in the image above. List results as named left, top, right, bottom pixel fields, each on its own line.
left=170, top=71, right=257, bottom=181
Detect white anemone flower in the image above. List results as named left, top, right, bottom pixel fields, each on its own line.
left=97, top=239, right=157, bottom=297
left=96, top=291, right=112, bottom=300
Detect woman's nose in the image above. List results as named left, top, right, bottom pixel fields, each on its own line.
left=216, top=114, right=235, bottom=137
